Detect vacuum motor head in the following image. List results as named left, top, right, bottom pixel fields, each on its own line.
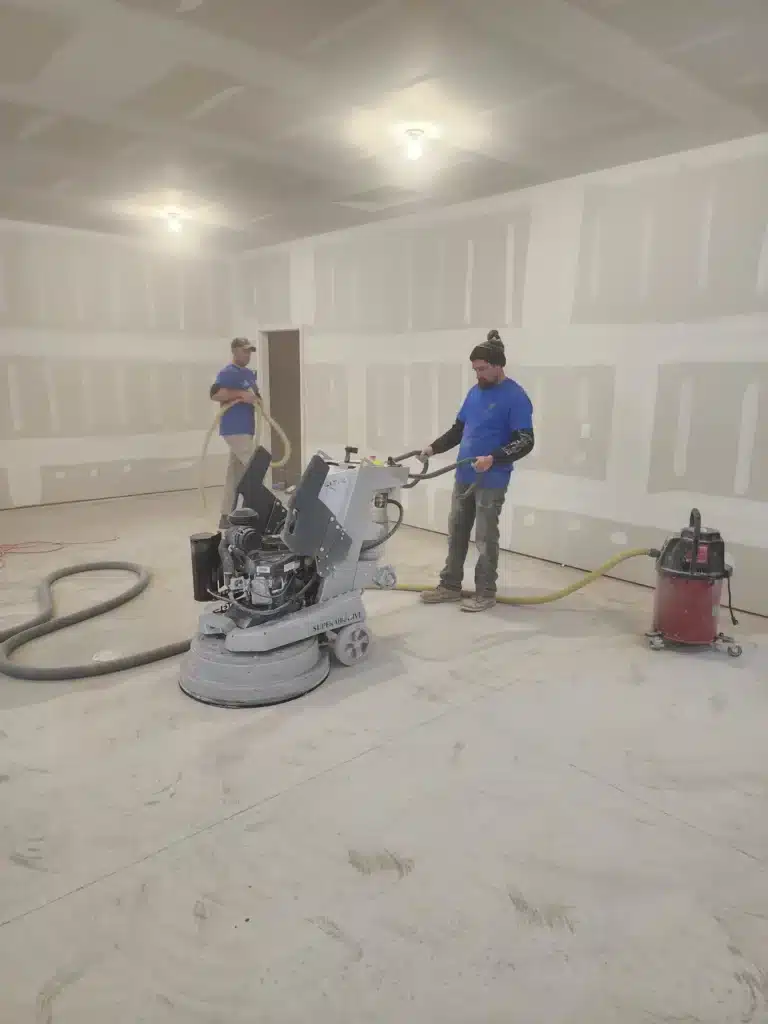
left=657, top=508, right=730, bottom=580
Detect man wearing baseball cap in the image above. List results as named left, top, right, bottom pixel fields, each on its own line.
left=418, top=330, right=534, bottom=612
left=210, top=338, right=260, bottom=528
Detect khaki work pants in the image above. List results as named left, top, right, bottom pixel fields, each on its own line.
left=219, top=434, right=254, bottom=526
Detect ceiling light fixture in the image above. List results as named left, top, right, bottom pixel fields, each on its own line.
left=165, top=209, right=183, bottom=233
left=405, top=127, right=425, bottom=161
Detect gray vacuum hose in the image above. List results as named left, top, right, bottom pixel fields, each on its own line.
left=0, top=562, right=191, bottom=681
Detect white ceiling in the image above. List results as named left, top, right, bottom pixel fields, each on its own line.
left=0, top=0, right=766, bottom=251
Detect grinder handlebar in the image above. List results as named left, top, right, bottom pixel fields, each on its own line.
left=387, top=449, right=474, bottom=490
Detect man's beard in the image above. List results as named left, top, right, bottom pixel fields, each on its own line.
left=477, top=378, right=496, bottom=389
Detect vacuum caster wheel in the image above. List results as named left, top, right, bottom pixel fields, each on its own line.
left=727, top=644, right=742, bottom=658
left=648, top=635, right=665, bottom=651
left=333, top=624, right=372, bottom=666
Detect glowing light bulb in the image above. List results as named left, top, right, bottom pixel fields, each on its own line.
left=166, top=210, right=182, bottom=232
left=405, top=128, right=425, bottom=161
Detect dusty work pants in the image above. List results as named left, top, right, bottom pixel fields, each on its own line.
left=219, top=434, right=254, bottom=524
left=439, top=482, right=508, bottom=597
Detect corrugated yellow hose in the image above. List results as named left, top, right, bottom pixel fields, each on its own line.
left=199, top=397, right=292, bottom=515
left=394, top=548, right=652, bottom=603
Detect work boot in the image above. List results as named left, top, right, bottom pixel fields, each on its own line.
left=420, top=586, right=462, bottom=604
left=460, top=594, right=496, bottom=613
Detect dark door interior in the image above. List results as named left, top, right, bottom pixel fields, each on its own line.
left=266, top=329, right=302, bottom=489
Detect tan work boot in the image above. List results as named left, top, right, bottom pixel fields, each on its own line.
left=420, top=586, right=462, bottom=604
left=460, top=595, right=496, bottom=613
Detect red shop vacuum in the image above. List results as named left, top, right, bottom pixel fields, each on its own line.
left=646, top=508, right=741, bottom=657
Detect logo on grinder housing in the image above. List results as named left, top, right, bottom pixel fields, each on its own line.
left=312, top=610, right=363, bottom=634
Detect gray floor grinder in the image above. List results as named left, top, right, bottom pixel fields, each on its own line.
left=181, top=445, right=423, bottom=707
left=0, top=445, right=455, bottom=687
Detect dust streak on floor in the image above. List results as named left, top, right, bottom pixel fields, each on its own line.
left=1, top=490, right=768, bottom=1023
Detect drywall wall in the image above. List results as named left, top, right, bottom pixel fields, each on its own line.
left=240, top=131, right=768, bottom=615
left=0, top=222, right=236, bottom=509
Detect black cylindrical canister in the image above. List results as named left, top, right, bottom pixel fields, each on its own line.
left=190, top=532, right=222, bottom=602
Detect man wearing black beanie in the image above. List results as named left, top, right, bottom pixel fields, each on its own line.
left=419, top=330, right=534, bottom=612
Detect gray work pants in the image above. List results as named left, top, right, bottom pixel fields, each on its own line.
left=439, top=482, right=508, bottom=597
left=220, top=434, right=255, bottom=520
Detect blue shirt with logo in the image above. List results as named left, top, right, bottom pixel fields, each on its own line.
left=214, top=364, right=257, bottom=437
left=456, top=378, right=533, bottom=488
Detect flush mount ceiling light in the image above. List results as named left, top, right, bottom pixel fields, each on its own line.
left=111, top=193, right=231, bottom=234
left=405, top=127, right=425, bottom=161
left=394, top=122, right=440, bottom=162
left=165, top=208, right=183, bottom=233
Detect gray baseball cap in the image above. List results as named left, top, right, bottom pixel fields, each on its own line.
left=231, top=337, right=256, bottom=353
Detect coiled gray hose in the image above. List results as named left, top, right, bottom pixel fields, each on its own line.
left=0, top=562, right=191, bottom=681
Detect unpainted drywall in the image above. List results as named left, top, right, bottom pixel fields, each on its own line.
left=308, top=210, right=530, bottom=334
left=302, top=362, right=349, bottom=449
left=648, top=362, right=768, bottom=502
left=0, top=357, right=221, bottom=440
left=512, top=365, right=615, bottom=481
left=238, top=248, right=291, bottom=327
left=573, top=152, right=768, bottom=323
left=40, top=453, right=228, bottom=505
left=0, top=229, right=233, bottom=334
left=0, top=223, right=237, bottom=509
left=239, top=133, right=768, bottom=616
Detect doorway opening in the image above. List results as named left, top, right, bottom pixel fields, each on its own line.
left=263, top=329, right=302, bottom=490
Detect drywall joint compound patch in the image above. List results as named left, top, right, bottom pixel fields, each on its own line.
left=734, top=380, right=759, bottom=496
left=673, top=376, right=693, bottom=478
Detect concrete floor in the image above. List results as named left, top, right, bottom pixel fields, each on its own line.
left=1, top=489, right=768, bottom=1024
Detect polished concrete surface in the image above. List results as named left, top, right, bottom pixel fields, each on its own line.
left=1, top=490, right=768, bottom=1023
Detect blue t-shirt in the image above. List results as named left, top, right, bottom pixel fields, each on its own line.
left=214, top=364, right=257, bottom=437
left=456, top=377, right=533, bottom=488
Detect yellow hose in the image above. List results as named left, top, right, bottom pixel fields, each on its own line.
left=199, top=397, right=292, bottom=515
left=392, top=548, right=652, bottom=604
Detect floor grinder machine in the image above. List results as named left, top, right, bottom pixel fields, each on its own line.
left=181, top=445, right=427, bottom=707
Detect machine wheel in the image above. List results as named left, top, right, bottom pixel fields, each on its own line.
left=727, top=644, right=742, bottom=658
left=373, top=566, right=397, bottom=590
left=648, top=635, right=665, bottom=651
left=333, top=624, right=371, bottom=666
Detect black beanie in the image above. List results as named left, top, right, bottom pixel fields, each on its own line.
left=470, top=329, right=506, bottom=367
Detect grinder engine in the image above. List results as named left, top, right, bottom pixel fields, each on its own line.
left=194, top=504, right=318, bottom=627
left=222, top=508, right=316, bottom=622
